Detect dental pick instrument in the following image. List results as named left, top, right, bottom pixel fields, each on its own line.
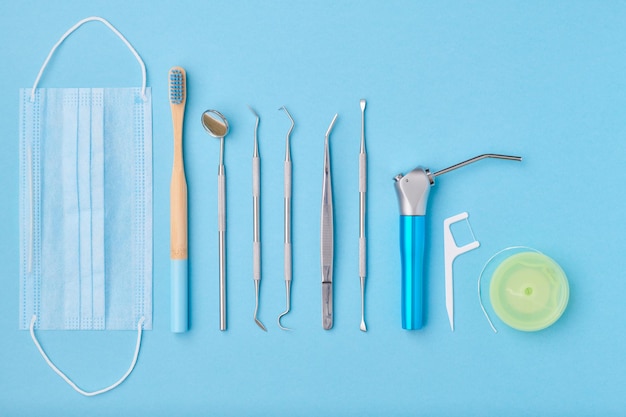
left=394, top=153, right=522, bottom=330
left=249, top=106, right=266, bottom=332
left=201, top=110, right=231, bottom=331
left=278, top=106, right=295, bottom=331
left=321, top=114, right=338, bottom=330
left=443, top=212, right=479, bottom=331
left=169, top=66, right=188, bottom=333
left=358, top=99, right=367, bottom=332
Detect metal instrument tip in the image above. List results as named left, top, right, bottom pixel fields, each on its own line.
left=255, top=318, right=267, bottom=331
left=277, top=310, right=293, bottom=331
left=254, top=281, right=266, bottom=331
left=247, top=105, right=259, bottom=119
left=360, top=276, right=367, bottom=332
left=278, top=281, right=293, bottom=331
left=325, top=113, right=338, bottom=139
left=360, top=99, right=366, bottom=111
left=279, top=106, right=295, bottom=132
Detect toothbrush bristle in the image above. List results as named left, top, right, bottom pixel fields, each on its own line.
left=169, top=68, right=185, bottom=104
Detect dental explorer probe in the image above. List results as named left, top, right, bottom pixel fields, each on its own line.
left=249, top=106, right=266, bottom=331
left=278, top=106, right=295, bottom=331
left=321, top=114, right=338, bottom=330
left=359, top=99, right=367, bottom=332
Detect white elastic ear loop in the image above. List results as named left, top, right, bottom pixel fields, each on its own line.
left=29, top=16, right=147, bottom=102
left=29, top=315, right=145, bottom=397
left=477, top=246, right=542, bottom=333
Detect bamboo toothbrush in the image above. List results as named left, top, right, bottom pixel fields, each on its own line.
left=169, top=66, right=188, bottom=333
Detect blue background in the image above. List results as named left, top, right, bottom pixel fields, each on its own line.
left=1, top=1, right=625, bottom=415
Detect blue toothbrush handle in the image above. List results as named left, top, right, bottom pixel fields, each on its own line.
left=400, top=215, right=426, bottom=330
left=171, top=259, right=188, bottom=332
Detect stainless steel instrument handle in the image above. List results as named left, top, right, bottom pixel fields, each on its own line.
left=218, top=164, right=226, bottom=331
left=284, top=159, right=292, bottom=283
left=252, top=156, right=260, bottom=282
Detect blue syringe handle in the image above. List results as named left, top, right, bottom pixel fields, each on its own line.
left=400, top=215, right=426, bottom=330
left=171, top=259, right=188, bottom=333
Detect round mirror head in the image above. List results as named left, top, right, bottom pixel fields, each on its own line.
left=201, top=110, right=229, bottom=138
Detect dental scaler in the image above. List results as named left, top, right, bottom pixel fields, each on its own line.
left=394, top=153, right=522, bottom=330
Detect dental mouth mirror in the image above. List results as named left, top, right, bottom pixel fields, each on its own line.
left=201, top=109, right=230, bottom=331
left=394, top=153, right=522, bottom=330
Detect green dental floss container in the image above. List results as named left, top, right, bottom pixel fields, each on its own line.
left=489, top=251, right=569, bottom=331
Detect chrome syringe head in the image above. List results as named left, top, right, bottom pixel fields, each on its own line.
left=394, top=154, right=522, bottom=216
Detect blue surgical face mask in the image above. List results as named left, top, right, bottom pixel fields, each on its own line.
left=18, top=16, right=152, bottom=396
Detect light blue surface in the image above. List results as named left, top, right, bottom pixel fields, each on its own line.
left=2, top=1, right=626, bottom=415
left=400, top=216, right=425, bottom=330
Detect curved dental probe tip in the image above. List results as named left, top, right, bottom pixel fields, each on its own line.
left=255, top=319, right=267, bottom=331
left=254, top=281, right=267, bottom=331
left=277, top=278, right=292, bottom=331
left=247, top=105, right=259, bottom=119
left=255, top=317, right=267, bottom=331
left=248, top=105, right=260, bottom=156
left=277, top=309, right=292, bottom=331
left=279, top=106, right=295, bottom=137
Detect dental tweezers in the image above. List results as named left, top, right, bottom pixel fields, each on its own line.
left=321, top=114, right=338, bottom=330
